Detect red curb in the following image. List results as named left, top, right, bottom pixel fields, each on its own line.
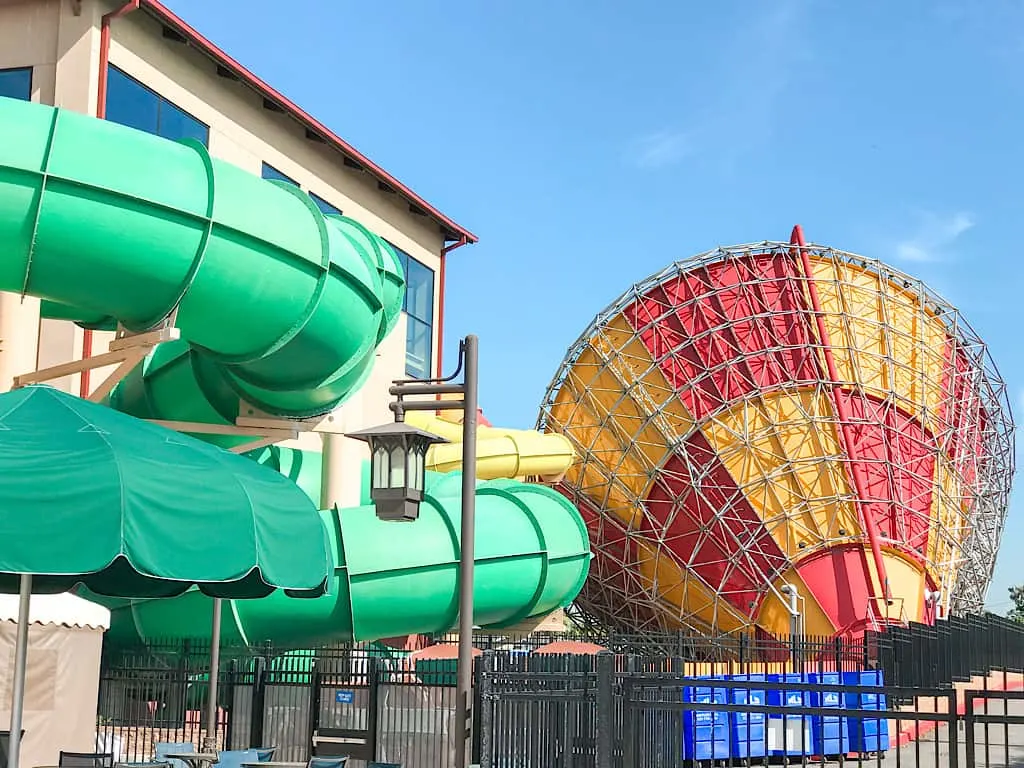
left=894, top=678, right=1024, bottom=748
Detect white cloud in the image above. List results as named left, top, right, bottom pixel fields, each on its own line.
left=629, top=130, right=693, bottom=169
left=626, top=0, right=810, bottom=172
left=894, top=211, right=976, bottom=263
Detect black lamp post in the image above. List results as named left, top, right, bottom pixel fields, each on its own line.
left=346, top=421, right=449, bottom=521
left=346, top=334, right=479, bottom=768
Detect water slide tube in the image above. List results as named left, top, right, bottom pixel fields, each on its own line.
left=0, top=96, right=590, bottom=642
left=102, top=468, right=591, bottom=646
left=405, top=410, right=575, bottom=482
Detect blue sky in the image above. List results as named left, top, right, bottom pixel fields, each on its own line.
left=164, top=0, right=1023, bottom=610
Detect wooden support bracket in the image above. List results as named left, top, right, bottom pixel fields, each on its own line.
left=13, top=326, right=180, bottom=402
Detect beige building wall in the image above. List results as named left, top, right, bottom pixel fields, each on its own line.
left=0, top=0, right=453, bottom=497
left=0, top=622, right=105, bottom=768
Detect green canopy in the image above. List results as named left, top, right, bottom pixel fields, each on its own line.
left=0, top=385, right=331, bottom=597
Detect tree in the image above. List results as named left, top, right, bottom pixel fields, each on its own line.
left=1008, top=585, right=1024, bottom=623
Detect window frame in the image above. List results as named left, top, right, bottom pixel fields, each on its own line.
left=105, top=64, right=209, bottom=146
left=387, top=242, right=436, bottom=379
left=0, top=66, right=32, bottom=101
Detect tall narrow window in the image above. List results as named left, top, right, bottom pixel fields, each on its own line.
left=261, top=162, right=298, bottom=186
left=105, top=65, right=208, bottom=146
left=310, top=192, right=341, bottom=216
left=388, top=243, right=435, bottom=379
left=0, top=67, right=31, bottom=101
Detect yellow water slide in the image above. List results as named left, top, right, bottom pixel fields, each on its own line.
left=406, top=400, right=575, bottom=481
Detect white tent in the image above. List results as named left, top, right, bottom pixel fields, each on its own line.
left=0, top=594, right=109, bottom=768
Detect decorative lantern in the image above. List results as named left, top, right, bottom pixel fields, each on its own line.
left=346, top=421, right=449, bottom=521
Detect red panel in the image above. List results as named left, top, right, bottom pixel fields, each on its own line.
left=642, top=431, right=788, bottom=615
left=624, top=252, right=822, bottom=421
left=560, top=487, right=660, bottom=628
left=795, top=545, right=875, bottom=631
left=835, top=391, right=935, bottom=558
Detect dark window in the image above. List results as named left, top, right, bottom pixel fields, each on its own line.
left=0, top=67, right=31, bottom=101
left=261, top=162, right=298, bottom=185
left=263, top=168, right=341, bottom=217
left=310, top=192, right=341, bottom=216
left=389, top=243, right=435, bottom=379
left=105, top=66, right=208, bottom=146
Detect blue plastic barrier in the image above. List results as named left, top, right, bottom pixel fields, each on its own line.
left=843, top=670, right=890, bottom=753
left=682, top=678, right=730, bottom=761
left=766, top=673, right=813, bottom=755
left=728, top=674, right=768, bottom=759
left=807, top=672, right=851, bottom=756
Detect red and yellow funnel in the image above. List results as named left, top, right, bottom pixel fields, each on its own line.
left=539, top=227, right=1013, bottom=639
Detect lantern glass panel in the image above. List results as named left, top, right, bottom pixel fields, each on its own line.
left=410, top=445, right=424, bottom=492
left=372, top=444, right=390, bottom=490
left=389, top=444, right=406, bottom=488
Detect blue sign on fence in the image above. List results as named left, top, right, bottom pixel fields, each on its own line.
left=335, top=690, right=354, bottom=704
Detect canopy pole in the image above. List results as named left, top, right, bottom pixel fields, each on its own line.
left=203, top=598, right=223, bottom=753
left=8, top=574, right=31, bottom=768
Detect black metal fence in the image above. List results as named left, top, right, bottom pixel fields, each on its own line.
left=96, top=613, right=1024, bottom=768
left=478, top=653, right=965, bottom=768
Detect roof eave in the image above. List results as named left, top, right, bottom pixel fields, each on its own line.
left=137, top=0, right=478, bottom=247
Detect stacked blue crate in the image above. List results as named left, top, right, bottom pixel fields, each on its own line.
left=807, top=672, right=851, bottom=756
left=681, top=678, right=731, bottom=761
left=766, top=673, right=813, bottom=756
left=843, top=670, right=890, bottom=754
left=728, top=674, right=768, bottom=759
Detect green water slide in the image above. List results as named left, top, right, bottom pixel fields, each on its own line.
left=104, top=467, right=591, bottom=645
left=0, top=96, right=590, bottom=643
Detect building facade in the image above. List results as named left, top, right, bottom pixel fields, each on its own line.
left=0, top=0, right=475, bottom=506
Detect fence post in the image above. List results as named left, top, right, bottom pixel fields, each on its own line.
left=596, top=652, right=613, bottom=768
left=305, top=658, right=320, bottom=760
left=472, top=653, right=483, bottom=765
left=479, top=650, right=494, bottom=768
left=224, top=659, right=237, bottom=749
left=366, top=655, right=380, bottom=762
left=249, top=656, right=267, bottom=749
left=622, top=674, right=635, bottom=768
left=950, top=689, right=961, bottom=768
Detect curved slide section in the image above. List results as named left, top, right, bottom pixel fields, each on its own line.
left=102, top=471, right=592, bottom=646
left=0, top=96, right=404, bottom=426
left=0, top=95, right=591, bottom=645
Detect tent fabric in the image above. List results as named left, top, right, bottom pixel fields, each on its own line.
left=0, top=621, right=103, bottom=768
left=0, top=385, right=331, bottom=598
left=0, top=593, right=109, bottom=629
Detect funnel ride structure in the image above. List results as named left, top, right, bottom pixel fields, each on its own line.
left=0, top=95, right=589, bottom=644
left=540, top=227, right=1014, bottom=639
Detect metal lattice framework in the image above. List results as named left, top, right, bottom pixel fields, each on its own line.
left=538, top=235, right=1014, bottom=638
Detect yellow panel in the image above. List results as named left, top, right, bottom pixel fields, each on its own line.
left=548, top=370, right=642, bottom=529
left=594, top=313, right=696, bottom=441
left=701, top=388, right=861, bottom=558
left=757, top=570, right=838, bottom=637
left=926, top=454, right=968, bottom=593
left=880, top=550, right=927, bottom=624
left=807, top=257, right=949, bottom=427
left=547, top=313, right=696, bottom=530
left=634, top=541, right=749, bottom=634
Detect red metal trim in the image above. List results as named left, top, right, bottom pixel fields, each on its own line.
left=138, top=0, right=478, bottom=246
left=436, top=254, right=447, bottom=379
left=790, top=224, right=892, bottom=609
left=82, top=0, right=141, bottom=398
left=436, top=236, right=468, bottom=378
